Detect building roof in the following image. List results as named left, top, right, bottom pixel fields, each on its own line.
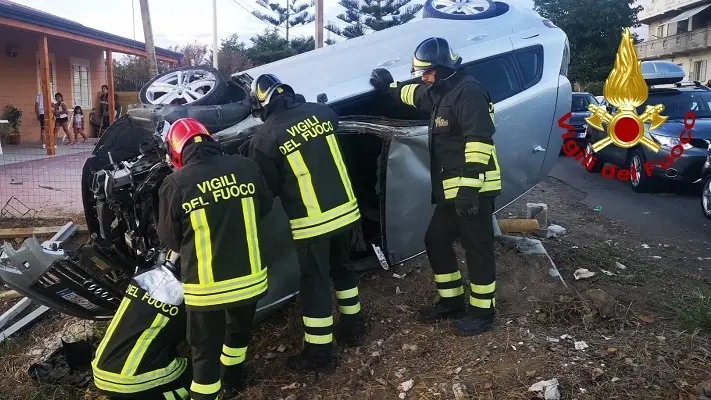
left=0, top=0, right=182, bottom=61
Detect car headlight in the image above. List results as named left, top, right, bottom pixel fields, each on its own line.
left=649, top=133, right=693, bottom=150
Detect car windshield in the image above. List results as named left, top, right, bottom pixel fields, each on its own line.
left=572, top=94, right=597, bottom=111
left=638, top=91, right=711, bottom=119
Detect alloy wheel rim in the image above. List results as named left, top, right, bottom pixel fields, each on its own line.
left=631, top=156, right=641, bottom=186
left=430, top=0, right=491, bottom=15
left=145, top=69, right=217, bottom=105
left=703, top=179, right=711, bottom=215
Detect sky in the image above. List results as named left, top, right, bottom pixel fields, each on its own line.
left=12, top=0, right=648, bottom=50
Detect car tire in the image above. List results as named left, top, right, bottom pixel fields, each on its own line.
left=628, top=149, right=654, bottom=193
left=140, top=66, right=228, bottom=106
left=583, top=139, right=603, bottom=173
left=422, top=0, right=497, bottom=20
left=150, top=100, right=253, bottom=133
left=701, top=175, right=711, bottom=219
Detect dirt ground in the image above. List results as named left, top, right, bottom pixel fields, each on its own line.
left=1, top=177, right=710, bottom=400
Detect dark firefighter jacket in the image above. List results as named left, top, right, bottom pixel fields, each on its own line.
left=157, top=141, right=273, bottom=311
left=92, top=278, right=188, bottom=396
left=248, top=95, right=360, bottom=242
left=386, top=72, right=501, bottom=205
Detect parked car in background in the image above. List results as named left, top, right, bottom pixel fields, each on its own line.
left=568, top=92, right=598, bottom=143
left=0, top=0, right=572, bottom=321
left=584, top=61, right=711, bottom=193
left=701, top=145, right=711, bottom=219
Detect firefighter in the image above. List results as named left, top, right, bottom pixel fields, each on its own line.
left=91, top=261, right=190, bottom=400
left=247, top=73, right=366, bottom=372
left=369, top=37, right=501, bottom=336
left=157, top=118, right=273, bottom=399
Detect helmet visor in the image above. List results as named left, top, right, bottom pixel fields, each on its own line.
left=411, top=57, right=433, bottom=78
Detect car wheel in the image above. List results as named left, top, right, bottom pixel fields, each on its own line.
left=583, top=139, right=603, bottom=173
left=701, top=175, right=711, bottom=219
left=140, top=66, right=228, bottom=106
left=422, top=0, right=497, bottom=20
left=628, top=149, right=654, bottom=193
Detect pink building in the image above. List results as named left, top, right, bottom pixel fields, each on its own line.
left=0, top=0, right=181, bottom=152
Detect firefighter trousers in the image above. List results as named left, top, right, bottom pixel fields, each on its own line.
left=186, top=303, right=256, bottom=400
left=106, top=363, right=192, bottom=400
left=295, top=231, right=362, bottom=351
left=424, top=198, right=496, bottom=318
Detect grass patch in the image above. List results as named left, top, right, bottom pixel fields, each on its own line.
left=677, top=289, right=711, bottom=333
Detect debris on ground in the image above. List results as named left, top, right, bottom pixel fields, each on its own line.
left=498, top=218, right=540, bottom=234
left=574, top=340, right=589, bottom=350
left=584, top=288, right=617, bottom=318
left=528, top=378, right=561, bottom=400
left=593, top=205, right=603, bottom=212
left=452, top=382, right=469, bottom=399
left=615, top=261, right=627, bottom=270
left=397, top=379, right=414, bottom=398
left=573, top=268, right=596, bottom=280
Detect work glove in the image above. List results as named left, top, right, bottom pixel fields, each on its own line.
left=455, top=187, right=480, bottom=217
left=370, top=68, right=394, bottom=93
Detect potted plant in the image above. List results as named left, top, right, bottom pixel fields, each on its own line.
left=3, top=105, right=22, bottom=145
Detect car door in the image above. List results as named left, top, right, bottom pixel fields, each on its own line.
left=460, top=48, right=547, bottom=201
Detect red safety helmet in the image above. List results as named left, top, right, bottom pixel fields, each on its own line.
left=165, top=118, right=211, bottom=168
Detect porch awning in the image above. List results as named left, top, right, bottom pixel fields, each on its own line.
left=666, top=3, right=711, bottom=24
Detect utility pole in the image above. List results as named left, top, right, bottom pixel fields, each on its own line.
left=213, top=0, right=219, bottom=69
left=315, top=0, right=324, bottom=48
left=139, top=0, right=158, bottom=78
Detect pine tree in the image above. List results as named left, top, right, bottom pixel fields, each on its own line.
left=326, top=0, right=423, bottom=39
left=252, top=0, right=316, bottom=42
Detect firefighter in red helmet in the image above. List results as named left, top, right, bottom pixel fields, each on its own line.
left=157, top=118, right=273, bottom=399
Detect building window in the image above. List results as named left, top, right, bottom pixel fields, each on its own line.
left=677, top=19, right=689, bottom=33
left=656, top=24, right=665, bottom=38
left=690, top=60, right=707, bottom=82
left=70, top=58, right=92, bottom=110
left=36, top=52, right=57, bottom=96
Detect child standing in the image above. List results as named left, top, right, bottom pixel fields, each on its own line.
left=73, top=106, right=87, bottom=143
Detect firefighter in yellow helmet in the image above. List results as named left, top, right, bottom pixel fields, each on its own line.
left=157, top=118, right=273, bottom=399
left=247, top=73, right=366, bottom=373
left=370, top=37, right=501, bottom=336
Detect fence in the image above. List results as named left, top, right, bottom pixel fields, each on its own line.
left=0, top=90, right=142, bottom=222
left=0, top=139, right=92, bottom=220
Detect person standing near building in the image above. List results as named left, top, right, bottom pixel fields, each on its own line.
left=247, top=73, right=366, bottom=372
left=35, top=92, right=46, bottom=148
left=157, top=118, right=273, bottom=399
left=370, top=37, right=501, bottom=336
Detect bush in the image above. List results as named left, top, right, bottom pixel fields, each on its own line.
left=3, top=104, right=22, bottom=134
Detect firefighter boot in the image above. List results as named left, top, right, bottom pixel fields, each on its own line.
left=417, top=299, right=466, bottom=323
left=286, top=343, right=337, bottom=373
left=453, top=312, right=495, bottom=336
left=222, top=363, right=256, bottom=398
left=338, top=313, right=366, bottom=347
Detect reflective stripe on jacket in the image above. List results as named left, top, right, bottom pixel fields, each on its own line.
left=92, top=279, right=187, bottom=395
left=248, top=96, right=360, bottom=241
left=157, top=141, right=274, bottom=310
left=387, top=72, right=501, bottom=204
